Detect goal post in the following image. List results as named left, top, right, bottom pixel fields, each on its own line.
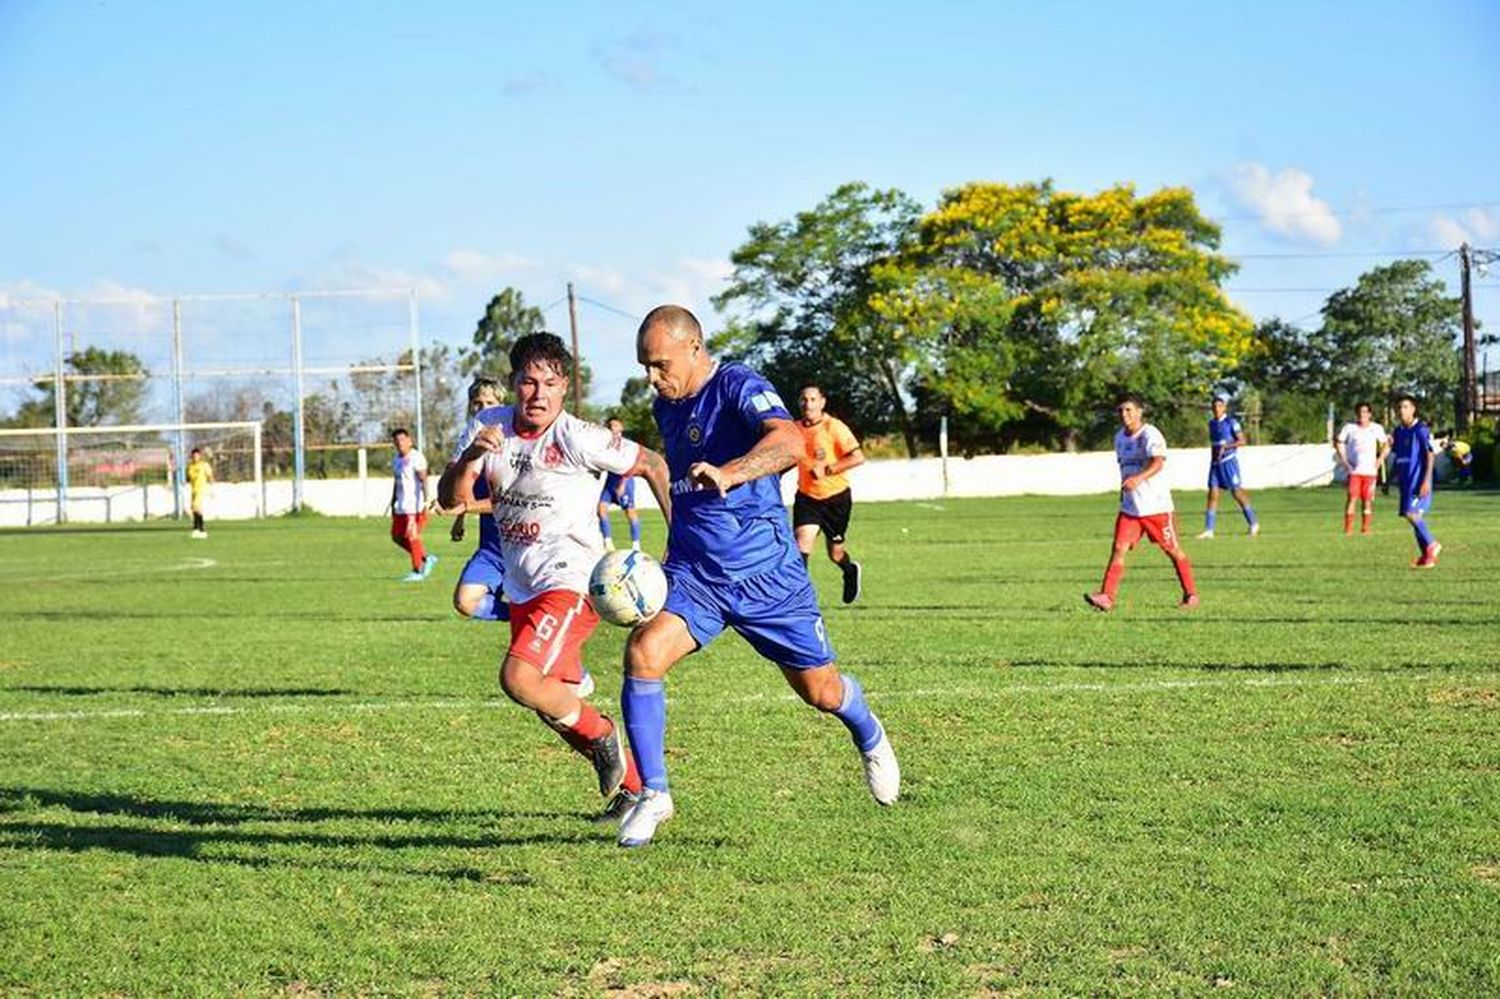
left=0, top=421, right=264, bottom=526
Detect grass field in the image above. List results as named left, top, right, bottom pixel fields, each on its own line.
left=2, top=487, right=1498, bottom=995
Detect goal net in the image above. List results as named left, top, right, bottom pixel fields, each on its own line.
left=0, top=421, right=263, bottom=527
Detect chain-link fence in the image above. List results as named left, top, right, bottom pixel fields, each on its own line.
left=0, top=289, right=422, bottom=520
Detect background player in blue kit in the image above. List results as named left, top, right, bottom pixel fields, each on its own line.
left=446, top=376, right=510, bottom=621
left=1196, top=396, right=1260, bottom=539
left=597, top=416, right=641, bottom=552
left=614, top=305, right=900, bottom=848
left=1392, top=394, right=1441, bottom=569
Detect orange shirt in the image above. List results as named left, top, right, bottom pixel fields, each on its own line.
left=797, top=416, right=860, bottom=499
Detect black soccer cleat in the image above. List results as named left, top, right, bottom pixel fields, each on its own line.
left=842, top=560, right=863, bottom=605
left=590, top=725, right=628, bottom=799
left=593, top=788, right=641, bottom=824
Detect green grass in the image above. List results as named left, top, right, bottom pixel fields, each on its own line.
left=1, top=488, right=1498, bottom=996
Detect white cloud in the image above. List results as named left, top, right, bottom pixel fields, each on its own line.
left=303, top=256, right=449, bottom=301
left=592, top=30, right=677, bottom=91
left=212, top=234, right=257, bottom=262
left=1226, top=163, right=1342, bottom=245
left=571, top=264, right=629, bottom=296
left=678, top=256, right=733, bottom=285
left=441, top=249, right=534, bottom=283
left=1426, top=207, right=1500, bottom=247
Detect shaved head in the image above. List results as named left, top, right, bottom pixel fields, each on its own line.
left=639, top=304, right=702, bottom=344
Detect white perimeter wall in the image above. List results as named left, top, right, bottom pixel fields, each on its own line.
left=0, top=443, right=1335, bottom=526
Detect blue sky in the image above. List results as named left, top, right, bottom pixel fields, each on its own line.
left=3, top=0, right=1498, bottom=406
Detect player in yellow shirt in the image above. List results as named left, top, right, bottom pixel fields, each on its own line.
left=793, top=385, right=866, bottom=604
left=185, top=447, right=213, bottom=539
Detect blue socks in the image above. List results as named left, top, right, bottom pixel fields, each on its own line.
left=599, top=514, right=613, bottom=543
left=622, top=676, right=669, bottom=791
left=1242, top=505, right=1258, bottom=528
left=629, top=516, right=641, bottom=546
left=834, top=674, right=883, bottom=752
left=1413, top=518, right=1434, bottom=550
left=1204, top=509, right=1217, bottom=533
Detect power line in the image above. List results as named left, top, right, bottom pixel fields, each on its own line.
left=1227, top=249, right=1452, bottom=260
left=577, top=295, right=641, bottom=322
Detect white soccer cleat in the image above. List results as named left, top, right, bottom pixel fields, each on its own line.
left=861, top=723, right=900, bottom=806
left=1249, top=522, right=1261, bottom=537
left=1194, top=530, right=1214, bottom=540
left=617, top=788, right=674, bottom=848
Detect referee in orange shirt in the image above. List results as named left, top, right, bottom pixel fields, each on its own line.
left=793, top=384, right=867, bottom=604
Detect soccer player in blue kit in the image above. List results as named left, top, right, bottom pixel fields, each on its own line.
left=597, top=416, right=642, bottom=552
left=1392, top=394, right=1442, bottom=568
left=1196, top=396, right=1260, bottom=539
left=614, top=305, right=900, bottom=848
left=448, top=376, right=510, bottom=622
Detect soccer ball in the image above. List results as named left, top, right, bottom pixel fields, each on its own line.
left=588, top=550, right=668, bottom=627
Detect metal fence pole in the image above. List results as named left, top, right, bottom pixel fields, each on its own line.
left=253, top=421, right=265, bottom=518
left=52, top=301, right=68, bottom=524
left=408, top=288, right=424, bottom=451
left=171, top=298, right=186, bottom=520
left=292, top=295, right=305, bottom=512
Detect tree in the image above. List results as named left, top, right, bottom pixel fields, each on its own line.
left=351, top=342, right=466, bottom=457
left=461, top=288, right=544, bottom=380
left=7, top=348, right=150, bottom=428
left=905, top=181, right=1255, bottom=450
left=1320, top=260, right=1461, bottom=416
left=610, top=375, right=662, bottom=451
left=714, top=182, right=926, bottom=455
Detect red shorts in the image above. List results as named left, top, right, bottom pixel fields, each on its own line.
left=1347, top=474, right=1376, bottom=502
left=1114, top=512, right=1178, bottom=550
left=507, top=590, right=599, bottom=683
left=391, top=512, right=427, bottom=539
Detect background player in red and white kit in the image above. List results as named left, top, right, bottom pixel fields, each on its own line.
left=1085, top=395, right=1198, bottom=612
left=390, top=428, right=435, bottom=582
left=1334, top=402, right=1389, bottom=535
left=438, top=333, right=673, bottom=816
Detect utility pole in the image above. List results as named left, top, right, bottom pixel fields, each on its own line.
left=567, top=282, right=582, bottom=413
left=1459, top=243, right=1476, bottom=432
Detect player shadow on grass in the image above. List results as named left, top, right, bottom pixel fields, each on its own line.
left=9, top=685, right=355, bottom=698
left=0, top=787, right=728, bottom=877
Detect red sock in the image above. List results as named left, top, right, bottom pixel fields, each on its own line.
left=1172, top=555, right=1196, bottom=597
left=1343, top=512, right=1353, bottom=534
left=409, top=535, right=427, bottom=570
left=547, top=707, right=644, bottom=794
left=1361, top=513, right=1372, bottom=534
left=1102, top=562, right=1125, bottom=598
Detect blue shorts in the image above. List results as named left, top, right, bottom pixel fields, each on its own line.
left=1207, top=458, right=1242, bottom=491
left=600, top=475, right=636, bottom=509
left=663, top=559, right=834, bottom=670
left=459, top=545, right=506, bottom=591
left=1398, top=490, right=1432, bottom=519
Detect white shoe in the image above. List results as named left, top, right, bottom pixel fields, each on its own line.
left=1249, top=522, right=1261, bottom=537
left=1194, top=530, right=1214, bottom=540
left=191, top=530, right=208, bottom=540
left=617, top=788, right=674, bottom=847
left=862, top=723, right=900, bottom=806
left=569, top=669, right=596, bottom=700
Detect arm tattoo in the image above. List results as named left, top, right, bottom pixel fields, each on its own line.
left=722, top=429, right=798, bottom=487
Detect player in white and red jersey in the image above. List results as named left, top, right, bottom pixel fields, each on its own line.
left=438, top=333, right=673, bottom=816
left=389, top=428, right=435, bottom=582
left=1334, top=402, right=1389, bottom=535
left=1085, top=395, right=1198, bottom=612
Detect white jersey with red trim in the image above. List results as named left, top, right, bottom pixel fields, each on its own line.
left=1115, top=423, right=1174, bottom=517
left=1338, top=421, right=1388, bottom=476
left=455, top=405, right=640, bottom=604
left=391, top=449, right=428, bottom=515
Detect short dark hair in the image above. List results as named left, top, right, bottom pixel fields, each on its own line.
left=467, top=375, right=501, bottom=401
left=605, top=414, right=624, bottom=425
left=1116, top=393, right=1145, bottom=410
left=509, top=332, right=572, bottom=380
left=1396, top=393, right=1419, bottom=410
left=391, top=427, right=410, bottom=439
left=1355, top=401, right=1372, bottom=413
left=190, top=447, right=202, bottom=456
left=638, top=304, right=702, bottom=343
left=800, top=384, right=825, bottom=397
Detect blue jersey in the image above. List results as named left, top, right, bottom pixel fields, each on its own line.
left=1208, top=415, right=1242, bottom=464
left=472, top=474, right=501, bottom=553
left=1391, top=420, right=1433, bottom=496
left=655, top=361, right=795, bottom=584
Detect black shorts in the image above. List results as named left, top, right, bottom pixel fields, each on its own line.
left=793, top=488, right=853, bottom=543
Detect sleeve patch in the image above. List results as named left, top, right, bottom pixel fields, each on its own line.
left=749, top=390, right=784, bottom=414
